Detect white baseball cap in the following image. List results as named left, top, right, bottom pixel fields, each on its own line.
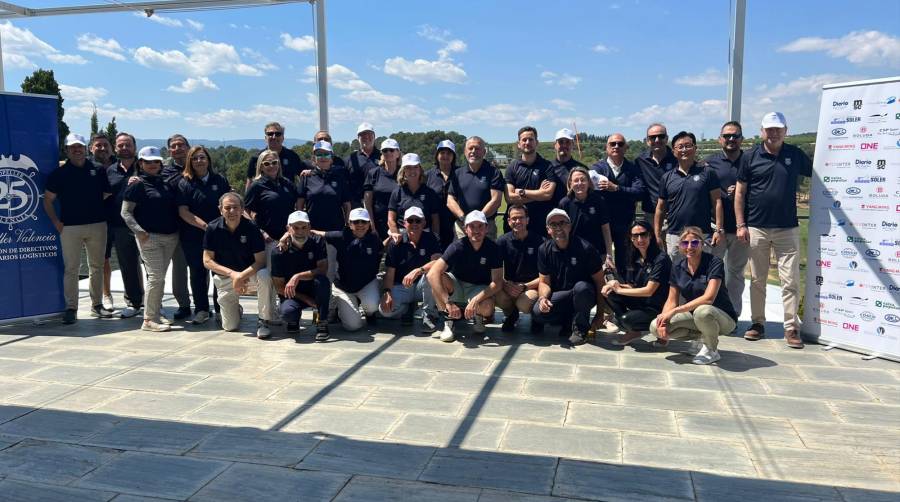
left=380, top=138, right=400, bottom=151
left=404, top=206, right=425, bottom=220
left=348, top=207, right=371, bottom=221
left=287, top=210, right=310, bottom=225
left=546, top=208, right=571, bottom=225
left=313, top=140, right=333, bottom=152
left=357, top=122, right=374, bottom=135
left=554, top=128, right=575, bottom=141
left=761, top=111, right=787, bottom=128
left=65, top=133, right=87, bottom=146
left=464, top=210, right=488, bottom=226
left=401, top=153, right=421, bottom=167
left=436, top=139, right=456, bottom=152
left=138, top=146, right=163, bottom=161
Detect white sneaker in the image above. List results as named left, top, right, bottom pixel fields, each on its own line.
left=256, top=320, right=272, bottom=339
left=141, top=320, right=170, bottom=332
left=159, top=315, right=173, bottom=325
left=439, top=321, right=455, bottom=342
left=601, top=320, right=620, bottom=333
left=692, top=346, right=721, bottom=365
left=119, top=306, right=139, bottom=319
left=685, top=340, right=704, bottom=356
left=473, top=315, right=486, bottom=334
left=103, top=295, right=115, bottom=311
left=191, top=311, right=210, bottom=324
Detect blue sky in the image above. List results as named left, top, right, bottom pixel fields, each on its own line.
left=2, top=0, right=899, bottom=144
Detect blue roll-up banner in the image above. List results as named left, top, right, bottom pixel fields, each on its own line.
left=0, top=91, right=65, bottom=321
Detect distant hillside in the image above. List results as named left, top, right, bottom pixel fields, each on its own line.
left=136, top=138, right=308, bottom=150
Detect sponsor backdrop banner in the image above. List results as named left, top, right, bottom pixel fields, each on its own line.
left=804, top=77, right=900, bottom=361
left=0, top=92, right=65, bottom=321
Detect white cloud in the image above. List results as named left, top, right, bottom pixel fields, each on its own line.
left=344, top=89, right=404, bottom=105
left=134, top=40, right=263, bottom=77
left=66, top=101, right=180, bottom=121
left=541, top=71, right=581, bottom=89
left=187, top=104, right=318, bottom=128
left=0, top=21, right=85, bottom=68
left=77, top=34, right=127, bottom=61
left=592, top=44, right=614, bottom=53
left=186, top=20, right=204, bottom=31
left=756, top=73, right=859, bottom=99
left=435, top=104, right=557, bottom=127
left=383, top=25, right=468, bottom=84
left=134, top=12, right=182, bottom=28
left=281, top=33, right=316, bottom=52
left=59, top=84, right=108, bottom=103
left=303, top=64, right=405, bottom=105
left=675, top=68, right=728, bottom=87
left=166, top=77, right=219, bottom=93
left=778, top=30, right=900, bottom=69
left=625, top=99, right=727, bottom=128
left=242, top=48, right=278, bottom=71
left=551, top=98, right=575, bottom=110
left=441, top=93, right=471, bottom=101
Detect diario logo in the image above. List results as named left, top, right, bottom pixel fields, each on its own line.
left=0, top=155, right=43, bottom=229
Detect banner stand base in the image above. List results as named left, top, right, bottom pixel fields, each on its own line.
left=861, top=353, right=882, bottom=361
left=822, top=343, right=839, bottom=351
left=0, top=312, right=63, bottom=329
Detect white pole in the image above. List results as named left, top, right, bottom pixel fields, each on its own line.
left=727, top=0, right=746, bottom=122
left=315, top=0, right=328, bottom=131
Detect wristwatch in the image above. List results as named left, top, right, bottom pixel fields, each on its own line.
left=715, top=228, right=725, bottom=234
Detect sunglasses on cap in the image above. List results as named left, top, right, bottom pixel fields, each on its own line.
left=679, top=239, right=702, bottom=249
left=265, top=131, right=283, bottom=138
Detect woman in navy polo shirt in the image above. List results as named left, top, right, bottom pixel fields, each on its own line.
left=121, top=146, right=180, bottom=332
left=388, top=153, right=440, bottom=240
left=426, top=140, right=458, bottom=249
left=177, top=146, right=231, bottom=324
left=364, top=138, right=401, bottom=240
left=558, top=167, right=615, bottom=268
left=649, top=226, right=737, bottom=364
left=601, top=220, right=672, bottom=345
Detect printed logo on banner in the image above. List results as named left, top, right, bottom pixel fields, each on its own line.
left=834, top=100, right=850, bottom=110
left=830, top=128, right=848, bottom=138
left=828, top=144, right=856, bottom=151
left=0, top=155, right=43, bottom=229
left=860, top=142, right=879, bottom=150
left=853, top=99, right=863, bottom=109
left=885, top=314, right=900, bottom=324
left=860, top=311, right=876, bottom=322
left=876, top=300, right=900, bottom=310
left=824, top=176, right=848, bottom=183
left=848, top=296, right=868, bottom=306
left=866, top=113, right=888, bottom=123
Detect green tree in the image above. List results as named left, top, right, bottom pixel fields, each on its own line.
left=20, top=68, right=69, bottom=157
left=105, top=117, right=118, bottom=141
left=90, top=104, right=99, bottom=136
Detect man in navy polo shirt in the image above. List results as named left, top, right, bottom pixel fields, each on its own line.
left=654, top=131, right=724, bottom=261
left=345, top=122, right=382, bottom=208
left=162, top=133, right=192, bottom=321
left=44, top=133, right=113, bottom=324
left=550, top=128, right=587, bottom=206
left=270, top=210, right=332, bottom=341
left=504, top=126, right=558, bottom=234
left=533, top=209, right=607, bottom=346
left=591, top=132, right=646, bottom=274
left=428, top=210, right=503, bottom=343
left=735, top=112, right=812, bottom=348
left=243, top=122, right=305, bottom=192
left=447, top=136, right=504, bottom=240
left=202, top=192, right=272, bottom=339
left=496, top=205, right=544, bottom=333
left=106, top=132, right=144, bottom=318
left=704, top=121, right=749, bottom=318
left=635, top=123, right=677, bottom=216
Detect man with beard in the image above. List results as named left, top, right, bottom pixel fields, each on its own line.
left=504, top=126, right=557, bottom=234
left=549, top=128, right=586, bottom=206
left=162, top=133, right=192, bottom=320
left=105, top=132, right=144, bottom=318
left=635, top=123, right=677, bottom=217
left=89, top=133, right=117, bottom=311
left=447, top=136, right=504, bottom=240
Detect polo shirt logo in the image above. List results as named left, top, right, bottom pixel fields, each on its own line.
left=239, top=235, right=247, bottom=243
left=331, top=181, right=337, bottom=187
left=419, top=249, right=426, bottom=256
left=211, top=184, right=218, bottom=191
left=785, top=158, right=792, bottom=166
left=366, top=247, right=372, bottom=255
left=588, top=207, right=595, bottom=214
left=479, top=257, right=486, bottom=265
left=90, top=169, right=96, bottom=176
left=571, top=257, right=578, bottom=265
left=527, top=247, right=534, bottom=254
left=283, top=159, right=289, bottom=165
left=693, top=175, right=700, bottom=182
left=308, top=252, right=314, bottom=259
left=419, top=194, right=425, bottom=201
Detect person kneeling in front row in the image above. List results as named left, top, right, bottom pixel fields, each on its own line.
left=649, top=226, right=737, bottom=364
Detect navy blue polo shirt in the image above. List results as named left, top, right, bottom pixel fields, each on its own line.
left=704, top=150, right=743, bottom=234
left=45, top=160, right=110, bottom=226
left=658, top=163, right=720, bottom=235
left=385, top=231, right=442, bottom=280
left=388, top=185, right=440, bottom=229
left=345, top=149, right=382, bottom=206
left=622, top=250, right=672, bottom=311
left=245, top=147, right=306, bottom=183
left=634, top=148, right=677, bottom=213
left=670, top=252, right=736, bottom=321
left=364, top=167, right=399, bottom=228
left=298, top=167, right=350, bottom=232
left=538, top=236, right=602, bottom=292
left=559, top=191, right=611, bottom=255
left=425, top=165, right=455, bottom=203
left=123, top=174, right=179, bottom=234
left=244, top=176, right=299, bottom=239
left=324, top=229, right=384, bottom=293
left=161, top=159, right=184, bottom=187
left=449, top=161, right=504, bottom=216
left=591, top=158, right=646, bottom=231
left=550, top=157, right=587, bottom=206
left=270, top=234, right=328, bottom=281
left=496, top=231, right=544, bottom=283
left=441, top=237, right=502, bottom=285
left=176, top=173, right=231, bottom=241
left=105, top=161, right=137, bottom=227
left=203, top=216, right=264, bottom=273
left=505, top=154, right=558, bottom=233
left=737, top=143, right=812, bottom=228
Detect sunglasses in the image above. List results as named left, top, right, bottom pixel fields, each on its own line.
left=261, top=160, right=280, bottom=168
left=382, top=148, right=398, bottom=153
left=266, top=131, right=284, bottom=138
left=349, top=220, right=369, bottom=225
left=314, top=153, right=332, bottom=159
left=721, top=133, right=742, bottom=140
left=679, top=239, right=702, bottom=249
left=648, top=134, right=667, bottom=141
left=607, top=141, right=625, bottom=148
left=630, top=231, right=650, bottom=239
left=405, top=217, right=423, bottom=224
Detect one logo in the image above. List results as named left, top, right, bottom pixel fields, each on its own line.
left=0, top=154, right=42, bottom=229
left=860, top=142, right=879, bottom=150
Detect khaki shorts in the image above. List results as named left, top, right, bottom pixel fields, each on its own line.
left=446, top=272, right=488, bottom=304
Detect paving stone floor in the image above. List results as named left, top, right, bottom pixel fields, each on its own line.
left=0, top=286, right=898, bottom=501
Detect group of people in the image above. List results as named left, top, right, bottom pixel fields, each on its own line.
left=46, top=111, right=811, bottom=364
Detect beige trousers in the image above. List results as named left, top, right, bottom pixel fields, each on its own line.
left=747, top=226, right=800, bottom=331
left=61, top=222, right=107, bottom=309
left=136, top=232, right=178, bottom=322
left=649, top=305, right=736, bottom=351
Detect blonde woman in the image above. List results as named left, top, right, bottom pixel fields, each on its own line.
left=388, top=153, right=440, bottom=240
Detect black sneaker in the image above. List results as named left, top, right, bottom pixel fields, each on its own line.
left=365, top=313, right=377, bottom=326
left=173, top=306, right=192, bottom=320
left=315, top=322, right=330, bottom=341
left=568, top=330, right=586, bottom=346
left=90, top=305, right=113, bottom=318
left=401, top=306, right=415, bottom=326
left=530, top=320, right=544, bottom=334
left=62, top=309, right=77, bottom=324
left=286, top=322, right=300, bottom=333
left=501, top=311, right=519, bottom=333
